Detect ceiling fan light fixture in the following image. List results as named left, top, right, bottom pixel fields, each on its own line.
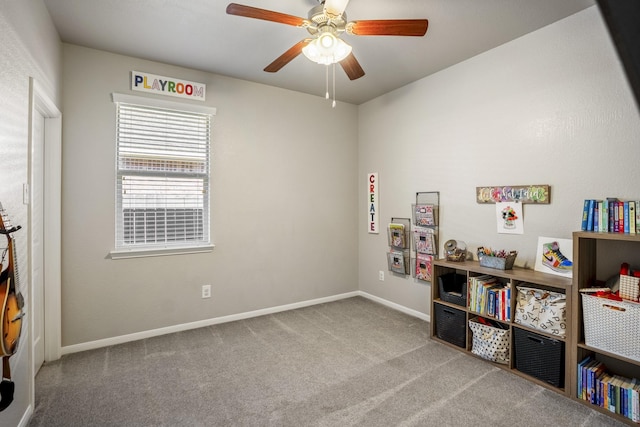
left=302, top=32, right=352, bottom=65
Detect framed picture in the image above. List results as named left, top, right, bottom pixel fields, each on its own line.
left=534, top=236, right=573, bottom=278
left=495, top=201, right=524, bottom=234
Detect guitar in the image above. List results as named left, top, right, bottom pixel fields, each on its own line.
left=0, top=202, right=24, bottom=412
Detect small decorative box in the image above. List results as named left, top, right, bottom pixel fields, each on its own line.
left=477, top=248, right=517, bottom=270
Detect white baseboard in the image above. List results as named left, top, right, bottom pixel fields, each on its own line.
left=61, top=291, right=428, bottom=355
left=18, top=405, right=33, bottom=427
left=359, top=292, right=431, bottom=322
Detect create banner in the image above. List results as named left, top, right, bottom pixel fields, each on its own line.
left=368, top=173, right=379, bottom=234
left=131, top=71, right=206, bottom=101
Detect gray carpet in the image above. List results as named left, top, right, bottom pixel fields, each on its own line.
left=29, top=296, right=625, bottom=426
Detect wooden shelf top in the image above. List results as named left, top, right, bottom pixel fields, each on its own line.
left=574, top=231, right=640, bottom=242
left=433, top=258, right=573, bottom=289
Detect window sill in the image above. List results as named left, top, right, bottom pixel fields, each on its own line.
left=109, top=244, right=214, bottom=260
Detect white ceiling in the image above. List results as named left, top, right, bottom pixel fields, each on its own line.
left=42, top=0, right=596, bottom=105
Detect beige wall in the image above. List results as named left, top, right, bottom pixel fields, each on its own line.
left=60, top=44, right=359, bottom=347
left=358, top=6, right=640, bottom=316
left=0, top=0, right=61, bottom=425
left=4, top=3, right=640, bottom=425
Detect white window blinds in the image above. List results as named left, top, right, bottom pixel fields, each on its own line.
left=114, top=96, right=213, bottom=250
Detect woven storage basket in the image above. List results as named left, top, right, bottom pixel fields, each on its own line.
left=468, top=318, right=510, bottom=364
left=434, top=304, right=466, bottom=348
left=513, top=328, right=565, bottom=387
left=581, top=293, right=640, bottom=361
left=619, top=274, right=640, bottom=302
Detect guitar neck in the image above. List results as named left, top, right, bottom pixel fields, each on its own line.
left=8, top=236, right=19, bottom=293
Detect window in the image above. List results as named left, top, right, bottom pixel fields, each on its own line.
left=112, top=94, right=216, bottom=258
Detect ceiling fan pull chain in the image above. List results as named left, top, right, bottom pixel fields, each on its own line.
left=325, top=65, right=330, bottom=99
left=332, top=63, right=337, bottom=108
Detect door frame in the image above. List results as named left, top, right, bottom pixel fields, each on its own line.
left=28, top=77, right=62, bottom=394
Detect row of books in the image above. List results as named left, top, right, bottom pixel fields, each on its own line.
left=581, top=199, right=639, bottom=233
left=467, top=275, right=511, bottom=321
left=578, top=356, right=640, bottom=422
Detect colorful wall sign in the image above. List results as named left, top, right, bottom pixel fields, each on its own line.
left=368, top=173, right=379, bottom=233
left=131, top=71, right=206, bottom=101
left=476, top=185, right=550, bottom=204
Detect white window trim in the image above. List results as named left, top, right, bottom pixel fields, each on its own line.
left=112, top=93, right=217, bottom=115
left=109, top=244, right=215, bottom=260
left=110, top=92, right=217, bottom=260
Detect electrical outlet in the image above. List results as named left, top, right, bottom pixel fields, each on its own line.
left=379, top=271, right=384, bottom=281
left=201, top=284, right=211, bottom=299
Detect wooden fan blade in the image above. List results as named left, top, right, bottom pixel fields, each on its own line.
left=264, top=40, right=310, bottom=73
left=226, top=3, right=306, bottom=27
left=348, top=19, right=429, bottom=36
left=339, top=53, right=365, bottom=80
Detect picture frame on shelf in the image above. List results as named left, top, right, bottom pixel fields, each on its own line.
left=534, top=236, right=573, bottom=278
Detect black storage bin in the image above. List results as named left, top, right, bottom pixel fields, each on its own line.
left=513, top=327, right=565, bottom=388
left=434, top=304, right=466, bottom=348
left=438, top=273, right=467, bottom=307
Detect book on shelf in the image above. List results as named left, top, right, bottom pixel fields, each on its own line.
left=487, top=288, right=496, bottom=317
left=587, top=199, right=595, bottom=231
left=610, top=375, right=619, bottom=413
left=624, top=201, right=630, bottom=234
left=599, top=373, right=610, bottom=410
left=580, top=357, right=595, bottom=400
left=608, top=198, right=617, bottom=232
left=581, top=200, right=590, bottom=231
left=617, top=201, right=624, bottom=233
left=631, top=378, right=640, bottom=423
left=600, top=200, right=608, bottom=233
left=591, top=362, right=606, bottom=405
left=630, top=202, right=636, bottom=235
left=577, top=355, right=590, bottom=399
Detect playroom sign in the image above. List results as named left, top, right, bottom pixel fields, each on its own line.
left=131, top=71, right=206, bottom=101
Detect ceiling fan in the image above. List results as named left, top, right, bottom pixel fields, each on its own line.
left=226, top=0, right=429, bottom=81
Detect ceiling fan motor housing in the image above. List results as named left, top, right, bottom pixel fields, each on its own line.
left=306, top=4, right=347, bottom=36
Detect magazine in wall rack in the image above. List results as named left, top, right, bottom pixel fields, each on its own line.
left=415, top=252, right=433, bottom=282
left=414, top=203, right=437, bottom=226
left=388, top=223, right=407, bottom=249
left=388, top=250, right=406, bottom=274
left=413, top=226, right=436, bottom=255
